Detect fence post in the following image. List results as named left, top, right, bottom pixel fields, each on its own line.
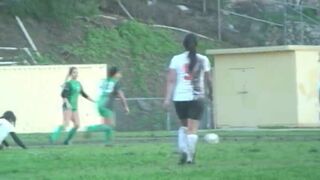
left=166, top=111, right=171, bottom=131
left=217, top=0, right=222, bottom=41
left=203, top=0, right=207, bottom=14
left=283, top=0, right=288, bottom=45
left=299, top=5, right=304, bottom=44
left=206, top=100, right=212, bottom=129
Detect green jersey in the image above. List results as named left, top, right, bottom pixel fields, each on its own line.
left=98, top=78, right=120, bottom=110
left=62, top=80, right=88, bottom=111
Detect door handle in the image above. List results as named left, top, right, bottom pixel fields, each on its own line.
left=238, top=91, right=248, bottom=94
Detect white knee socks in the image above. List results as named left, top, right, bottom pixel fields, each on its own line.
left=187, top=134, right=198, bottom=162
left=178, top=127, right=199, bottom=162
left=178, top=127, right=188, bottom=153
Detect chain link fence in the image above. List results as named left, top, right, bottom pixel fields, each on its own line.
left=216, top=0, right=320, bottom=46
left=111, top=0, right=320, bottom=47
left=112, top=98, right=214, bottom=132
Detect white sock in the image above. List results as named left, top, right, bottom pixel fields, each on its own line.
left=178, top=127, right=188, bottom=153
left=187, top=134, right=198, bottom=162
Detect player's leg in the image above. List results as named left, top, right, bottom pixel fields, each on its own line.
left=94, top=119, right=114, bottom=146
left=85, top=122, right=113, bottom=145
left=101, top=109, right=114, bottom=145
left=50, top=108, right=71, bottom=143
left=186, top=99, right=205, bottom=164
left=85, top=106, right=114, bottom=145
left=174, top=101, right=189, bottom=164
left=186, top=119, right=200, bottom=163
left=63, top=111, right=80, bottom=145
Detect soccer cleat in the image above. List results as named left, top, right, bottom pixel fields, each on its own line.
left=63, top=140, right=72, bottom=145
left=178, top=152, right=187, bottom=165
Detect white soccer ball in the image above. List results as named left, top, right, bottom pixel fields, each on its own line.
left=204, top=133, right=219, bottom=144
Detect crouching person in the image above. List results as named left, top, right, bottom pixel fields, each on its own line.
left=0, top=111, right=27, bottom=150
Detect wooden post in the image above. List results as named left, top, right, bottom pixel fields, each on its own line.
left=203, top=0, right=207, bottom=14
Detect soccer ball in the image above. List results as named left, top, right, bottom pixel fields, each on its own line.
left=204, top=133, right=219, bottom=144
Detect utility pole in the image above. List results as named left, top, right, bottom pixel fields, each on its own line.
left=299, top=4, right=304, bottom=44
left=203, top=0, right=207, bottom=14
left=217, top=0, right=222, bottom=41
left=283, top=0, right=288, bottom=45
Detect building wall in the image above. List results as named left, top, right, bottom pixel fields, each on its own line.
left=295, top=51, right=320, bottom=126
left=0, top=64, right=106, bottom=133
left=214, top=51, right=298, bottom=127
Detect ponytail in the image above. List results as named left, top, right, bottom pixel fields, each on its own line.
left=188, top=48, right=197, bottom=72
left=183, top=34, right=198, bottom=72
left=65, top=67, right=77, bottom=82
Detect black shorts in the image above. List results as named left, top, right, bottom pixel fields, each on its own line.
left=174, top=99, right=205, bottom=120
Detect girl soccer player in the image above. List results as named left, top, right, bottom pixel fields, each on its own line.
left=85, top=66, right=129, bottom=145
left=50, top=67, right=95, bottom=145
left=0, top=111, right=27, bottom=149
left=164, top=34, right=213, bottom=164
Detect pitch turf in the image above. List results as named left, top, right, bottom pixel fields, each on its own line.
left=1, top=131, right=320, bottom=180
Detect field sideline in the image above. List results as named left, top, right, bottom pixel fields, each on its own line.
left=1, top=130, right=320, bottom=180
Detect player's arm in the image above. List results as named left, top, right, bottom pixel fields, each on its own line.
left=9, top=132, right=27, bottom=149
left=164, top=68, right=177, bottom=107
left=117, top=90, right=129, bottom=113
left=80, top=85, right=95, bottom=102
left=61, top=82, right=72, bottom=108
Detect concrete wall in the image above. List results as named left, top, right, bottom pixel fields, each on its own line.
left=295, top=50, right=320, bottom=126
left=207, top=46, right=320, bottom=128
left=0, top=64, right=106, bottom=133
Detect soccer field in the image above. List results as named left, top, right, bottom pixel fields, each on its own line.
left=1, top=130, right=320, bottom=180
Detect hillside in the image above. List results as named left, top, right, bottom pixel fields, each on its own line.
left=1, top=0, right=319, bottom=131
left=104, top=0, right=320, bottom=46
left=0, top=0, right=233, bottom=131
left=1, top=0, right=319, bottom=97
left=0, top=14, right=228, bottom=98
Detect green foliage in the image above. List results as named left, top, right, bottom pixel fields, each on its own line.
left=65, top=23, right=181, bottom=133
left=5, top=0, right=100, bottom=24
left=64, top=21, right=221, bottom=97
left=65, top=21, right=181, bottom=96
left=35, top=53, right=60, bottom=64
left=302, top=8, right=318, bottom=19
left=31, top=20, right=220, bottom=129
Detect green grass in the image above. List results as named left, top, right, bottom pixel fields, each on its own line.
left=1, top=130, right=320, bottom=179
left=4, top=129, right=320, bottom=146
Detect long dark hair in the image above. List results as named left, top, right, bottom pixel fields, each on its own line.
left=65, top=66, right=77, bottom=82
left=108, top=66, right=119, bottom=77
left=0, top=111, right=16, bottom=126
left=68, top=67, right=77, bottom=76
left=183, top=34, right=198, bottom=72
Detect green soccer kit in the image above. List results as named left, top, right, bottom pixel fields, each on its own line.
left=62, top=80, right=88, bottom=112
left=50, top=80, right=89, bottom=144
left=97, top=78, right=120, bottom=118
